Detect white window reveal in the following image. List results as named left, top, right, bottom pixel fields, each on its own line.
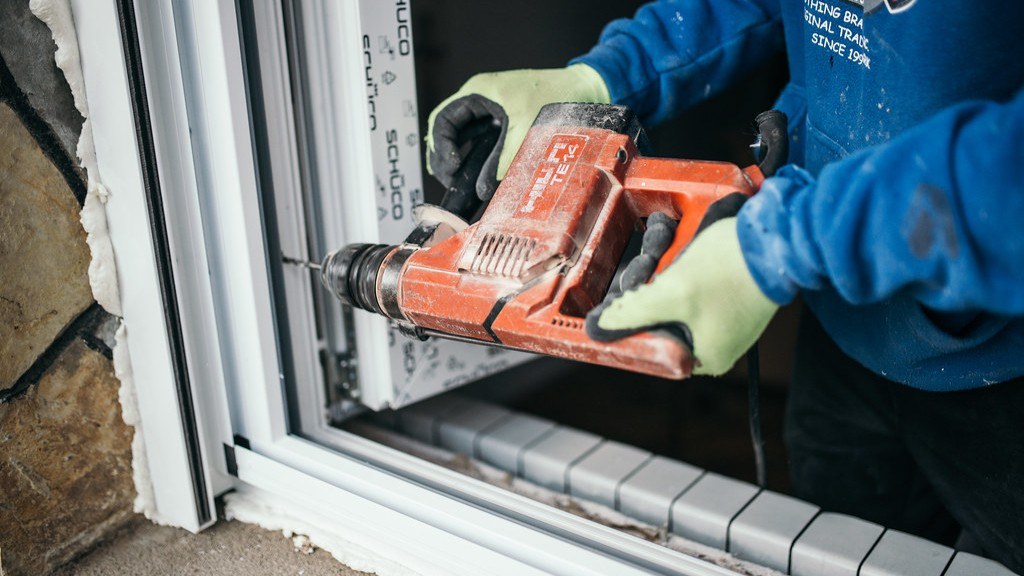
left=256, top=0, right=530, bottom=423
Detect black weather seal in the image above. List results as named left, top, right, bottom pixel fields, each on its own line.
left=235, top=0, right=303, bottom=433
left=114, top=0, right=212, bottom=526
left=223, top=444, right=238, bottom=477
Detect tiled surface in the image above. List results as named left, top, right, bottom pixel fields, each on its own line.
left=617, top=456, right=703, bottom=528
left=671, top=472, right=760, bottom=549
left=790, top=512, right=884, bottom=576
left=388, top=395, right=1017, bottom=576
left=567, top=441, right=651, bottom=508
left=860, top=530, right=953, bottom=576
left=944, top=552, right=1018, bottom=576
left=728, top=490, right=819, bottom=573
left=397, top=395, right=473, bottom=444
left=520, top=427, right=603, bottom=492
left=476, top=412, right=557, bottom=474
left=436, top=401, right=511, bottom=456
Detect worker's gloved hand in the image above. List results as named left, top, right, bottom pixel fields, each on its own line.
left=585, top=197, right=779, bottom=376
left=426, top=64, right=610, bottom=201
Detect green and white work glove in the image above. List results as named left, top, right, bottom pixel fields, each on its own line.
left=426, top=64, right=610, bottom=201
left=585, top=196, right=779, bottom=376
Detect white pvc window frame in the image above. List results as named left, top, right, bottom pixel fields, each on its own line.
left=75, top=0, right=742, bottom=573
left=279, top=0, right=531, bottom=413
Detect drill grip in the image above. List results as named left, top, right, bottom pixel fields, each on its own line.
left=438, top=118, right=502, bottom=220
left=755, top=110, right=788, bottom=177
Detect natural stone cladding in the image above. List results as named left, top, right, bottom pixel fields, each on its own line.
left=0, top=103, right=93, bottom=391
left=0, top=338, right=135, bottom=576
left=0, top=2, right=135, bottom=574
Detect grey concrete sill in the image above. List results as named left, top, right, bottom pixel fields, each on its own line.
left=52, top=517, right=369, bottom=576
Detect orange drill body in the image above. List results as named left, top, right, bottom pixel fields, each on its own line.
left=341, top=104, right=766, bottom=379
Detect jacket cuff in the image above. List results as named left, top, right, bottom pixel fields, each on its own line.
left=736, top=165, right=819, bottom=305
left=570, top=47, right=659, bottom=122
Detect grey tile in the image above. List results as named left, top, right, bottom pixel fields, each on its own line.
left=567, top=441, right=651, bottom=508
left=618, top=457, right=703, bottom=527
left=671, top=472, right=759, bottom=549
left=437, top=401, right=511, bottom=457
left=520, top=427, right=603, bottom=492
left=860, top=530, right=953, bottom=576
left=790, top=512, right=883, bottom=576
left=476, top=413, right=557, bottom=474
left=944, top=552, right=1018, bottom=576
left=728, top=490, right=819, bottom=572
left=397, top=395, right=473, bottom=444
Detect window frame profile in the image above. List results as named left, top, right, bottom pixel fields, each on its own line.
left=76, top=0, right=743, bottom=573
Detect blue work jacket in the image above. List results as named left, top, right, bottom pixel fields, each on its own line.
left=574, top=0, right=1024, bottom=390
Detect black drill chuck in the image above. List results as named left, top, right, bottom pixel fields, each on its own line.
left=320, top=243, right=393, bottom=315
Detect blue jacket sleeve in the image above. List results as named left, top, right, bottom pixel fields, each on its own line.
left=571, top=0, right=784, bottom=125
left=738, top=87, right=1024, bottom=316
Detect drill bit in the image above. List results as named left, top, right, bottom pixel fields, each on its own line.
left=282, top=254, right=321, bottom=271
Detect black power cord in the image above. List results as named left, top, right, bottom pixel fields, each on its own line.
left=746, top=110, right=784, bottom=490
left=747, top=344, right=768, bottom=488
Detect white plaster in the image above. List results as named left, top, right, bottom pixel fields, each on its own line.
left=225, top=487, right=422, bottom=576
left=31, top=0, right=156, bottom=520
left=79, top=185, right=121, bottom=315
left=113, top=323, right=161, bottom=522
left=30, top=0, right=122, bottom=316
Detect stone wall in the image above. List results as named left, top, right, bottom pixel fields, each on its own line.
left=0, top=2, right=136, bottom=575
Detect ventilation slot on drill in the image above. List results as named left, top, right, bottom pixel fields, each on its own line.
left=551, top=316, right=583, bottom=330
left=470, top=233, right=536, bottom=278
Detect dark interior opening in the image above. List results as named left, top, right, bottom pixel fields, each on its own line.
left=404, top=1, right=798, bottom=492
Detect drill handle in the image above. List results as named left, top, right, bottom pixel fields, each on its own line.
left=624, top=109, right=788, bottom=273
left=438, top=118, right=502, bottom=221
left=754, top=110, right=788, bottom=177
